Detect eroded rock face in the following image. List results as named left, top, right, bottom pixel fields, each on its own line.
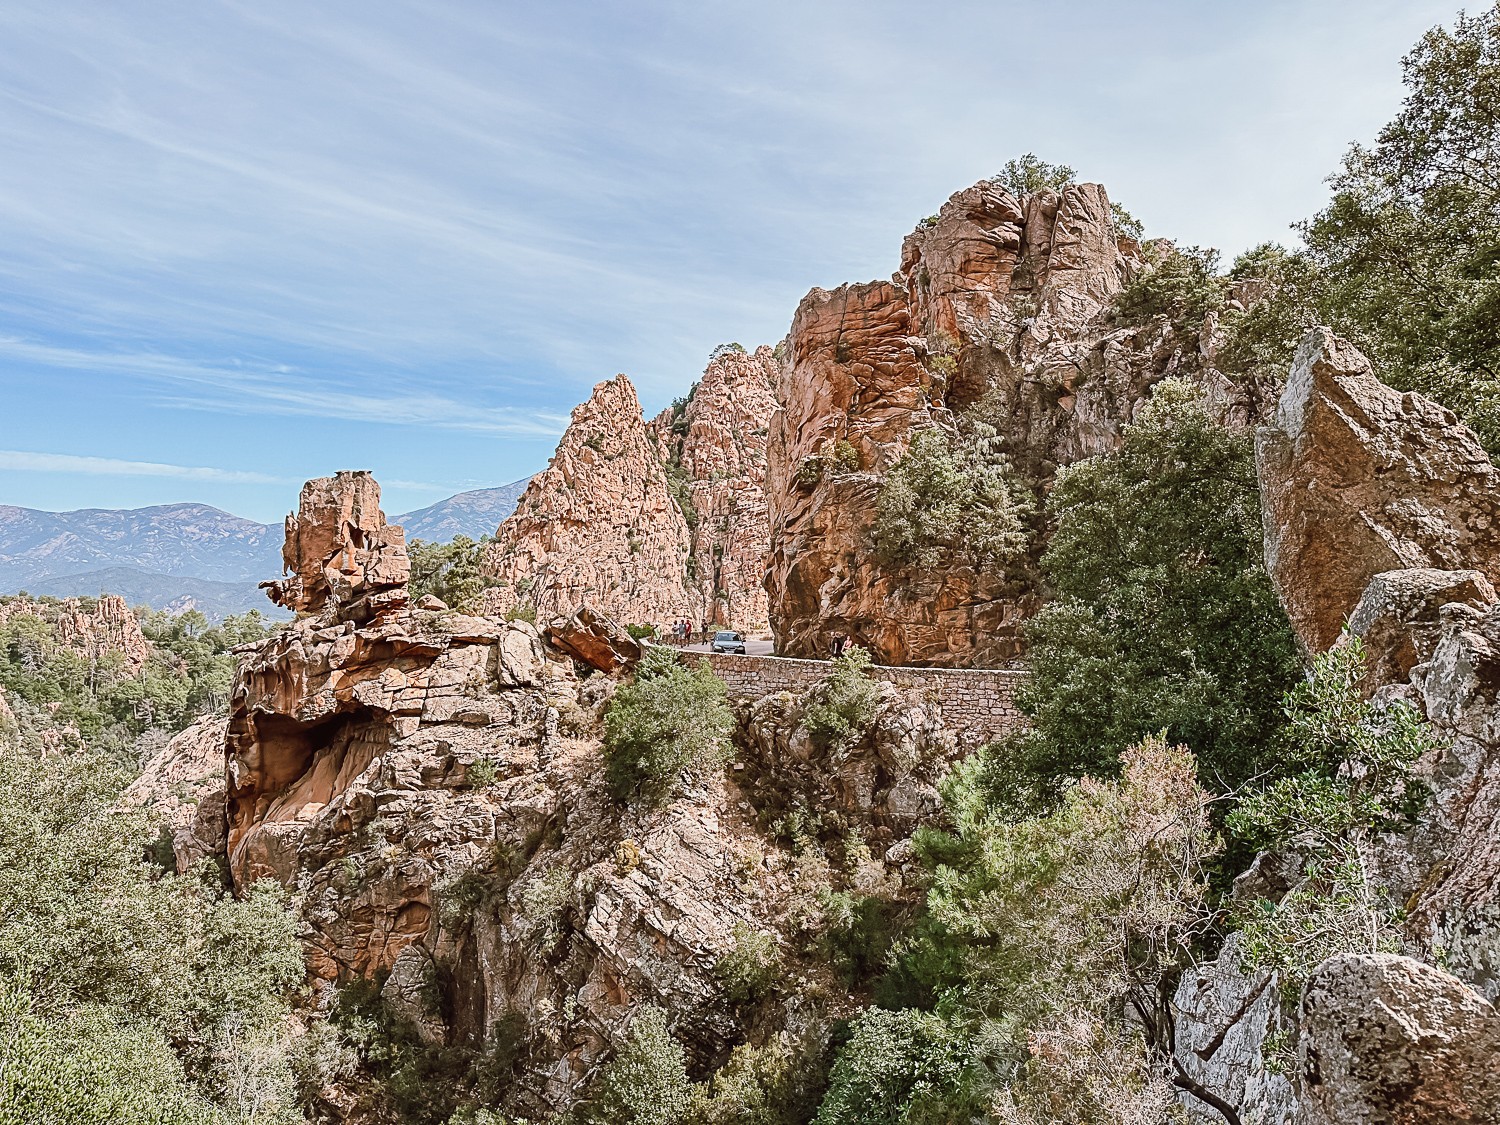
left=231, top=473, right=907, bottom=1118
left=481, top=375, right=693, bottom=627
left=764, top=179, right=1259, bottom=666
left=648, top=345, right=780, bottom=633
left=1172, top=936, right=1297, bottom=1125
left=0, top=592, right=152, bottom=673
left=123, top=714, right=230, bottom=871
left=1258, top=328, right=1500, bottom=654
left=1300, top=954, right=1500, bottom=1125
left=263, top=471, right=410, bottom=623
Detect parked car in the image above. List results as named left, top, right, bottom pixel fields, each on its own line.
left=710, top=630, right=747, bottom=654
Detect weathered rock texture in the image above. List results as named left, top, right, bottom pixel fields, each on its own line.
left=483, top=350, right=780, bottom=636
left=764, top=179, right=1261, bottom=666
left=648, top=345, right=780, bottom=633
left=1258, top=328, right=1500, bottom=653
left=229, top=473, right=939, bottom=1119
left=263, top=470, right=410, bottom=623
left=481, top=375, right=693, bottom=626
left=123, top=714, right=230, bottom=871
left=1176, top=328, right=1500, bottom=1121
left=0, top=592, right=151, bottom=672
left=1301, top=954, right=1500, bottom=1124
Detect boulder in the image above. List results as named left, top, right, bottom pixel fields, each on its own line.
left=1300, top=953, right=1500, bottom=1124
left=1258, top=329, right=1500, bottom=654
left=1346, top=567, right=1496, bottom=686
left=544, top=605, right=642, bottom=673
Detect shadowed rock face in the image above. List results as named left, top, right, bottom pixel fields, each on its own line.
left=1258, top=328, right=1500, bottom=654
left=764, top=178, right=1260, bottom=667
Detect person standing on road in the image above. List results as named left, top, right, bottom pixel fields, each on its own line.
left=700, top=620, right=711, bottom=645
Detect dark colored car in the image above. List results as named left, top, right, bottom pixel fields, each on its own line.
left=710, top=630, right=746, bottom=654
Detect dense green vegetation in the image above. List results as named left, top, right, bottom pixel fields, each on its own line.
left=602, top=645, right=736, bottom=805
left=408, top=536, right=499, bottom=614
left=0, top=597, right=271, bottom=755
left=1002, top=380, right=1302, bottom=805
left=872, top=423, right=1034, bottom=573
left=0, top=737, right=304, bottom=1124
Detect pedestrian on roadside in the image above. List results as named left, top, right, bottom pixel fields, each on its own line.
left=830, top=631, right=846, bottom=658
left=701, top=620, right=711, bottom=645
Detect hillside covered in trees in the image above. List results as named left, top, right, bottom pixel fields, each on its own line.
left=6, top=7, right=1500, bottom=1125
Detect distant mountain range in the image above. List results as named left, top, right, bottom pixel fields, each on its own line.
left=394, top=479, right=531, bottom=542
left=0, top=478, right=530, bottom=619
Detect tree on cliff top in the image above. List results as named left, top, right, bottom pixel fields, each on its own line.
left=1216, top=4, right=1500, bottom=455
left=994, top=154, right=1076, bottom=196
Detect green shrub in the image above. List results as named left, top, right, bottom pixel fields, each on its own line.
left=857, top=738, right=1216, bottom=1120
left=872, top=426, right=1033, bottom=572
left=504, top=602, right=538, bottom=625
left=1229, top=636, right=1434, bottom=994
left=1112, top=242, right=1225, bottom=340
left=994, top=154, right=1075, bottom=196
left=689, top=1032, right=832, bottom=1125
left=802, top=647, right=879, bottom=749
left=814, top=1008, right=977, bottom=1125
left=579, top=1006, right=695, bottom=1125
left=409, top=536, right=499, bottom=614
left=0, top=740, right=304, bottom=1122
left=603, top=646, right=735, bottom=805
left=715, top=923, right=783, bottom=1005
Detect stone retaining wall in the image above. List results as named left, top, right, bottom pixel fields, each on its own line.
left=675, top=649, right=1027, bottom=746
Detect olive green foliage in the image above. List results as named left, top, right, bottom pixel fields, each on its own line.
left=1222, top=242, right=1319, bottom=362
left=0, top=598, right=271, bottom=754
left=710, top=342, right=748, bottom=361
left=579, top=1006, right=695, bottom=1125
left=994, top=154, right=1076, bottom=196
left=688, top=1032, right=831, bottom=1125
left=872, top=424, right=1034, bottom=572
left=821, top=738, right=1216, bottom=1122
left=0, top=739, right=304, bottom=1123
left=409, top=535, right=499, bottom=614
left=603, top=645, right=735, bottom=805
left=1294, top=5, right=1500, bottom=454
left=330, top=980, right=527, bottom=1125
left=1112, top=242, right=1225, bottom=340
left=814, top=1008, right=977, bottom=1125
left=802, top=646, right=879, bottom=748
left=1230, top=637, right=1434, bottom=993
left=1007, top=380, right=1301, bottom=801
left=1110, top=201, right=1145, bottom=240
left=715, top=923, right=783, bottom=1005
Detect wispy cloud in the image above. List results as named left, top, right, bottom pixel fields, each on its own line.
left=0, top=337, right=570, bottom=436
left=0, top=449, right=288, bottom=484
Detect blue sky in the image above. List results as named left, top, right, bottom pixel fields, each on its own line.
left=0, top=0, right=1462, bottom=522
